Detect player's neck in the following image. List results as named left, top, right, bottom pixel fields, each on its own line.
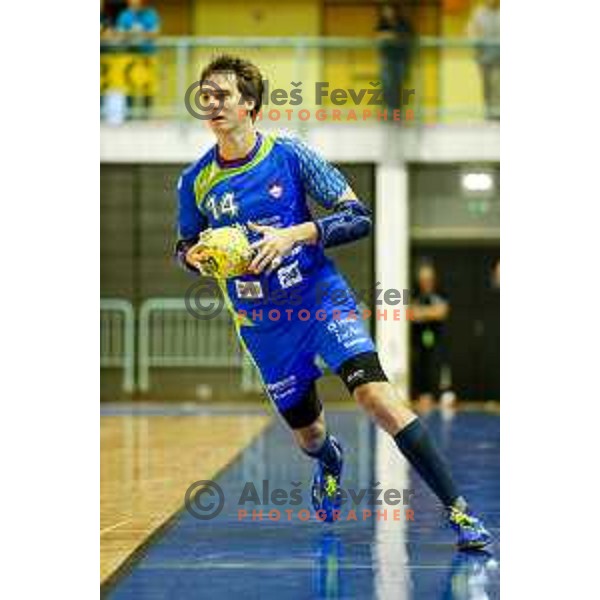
left=217, top=129, right=258, bottom=162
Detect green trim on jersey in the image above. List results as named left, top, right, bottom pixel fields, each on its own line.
left=193, top=133, right=278, bottom=211
left=216, top=279, right=276, bottom=412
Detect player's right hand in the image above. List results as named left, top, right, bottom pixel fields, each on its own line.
left=185, top=244, right=211, bottom=275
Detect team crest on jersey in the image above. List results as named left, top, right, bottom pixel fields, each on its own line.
left=268, top=182, right=283, bottom=199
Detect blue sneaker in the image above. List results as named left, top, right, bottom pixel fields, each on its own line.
left=448, top=507, right=492, bottom=550
left=310, top=437, right=344, bottom=523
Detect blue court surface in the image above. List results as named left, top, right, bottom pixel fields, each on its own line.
left=104, top=409, right=499, bottom=599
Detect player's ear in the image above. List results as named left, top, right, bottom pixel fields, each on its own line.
left=243, top=96, right=256, bottom=117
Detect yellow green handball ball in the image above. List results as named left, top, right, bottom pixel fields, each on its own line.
left=197, top=226, right=254, bottom=279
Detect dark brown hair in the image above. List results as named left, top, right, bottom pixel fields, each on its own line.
left=200, top=55, right=264, bottom=120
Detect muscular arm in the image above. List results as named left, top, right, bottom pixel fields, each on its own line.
left=277, top=188, right=372, bottom=249
left=313, top=188, right=372, bottom=248
left=174, top=171, right=209, bottom=274
left=247, top=188, right=372, bottom=274
left=289, top=136, right=372, bottom=248
left=411, top=301, right=449, bottom=322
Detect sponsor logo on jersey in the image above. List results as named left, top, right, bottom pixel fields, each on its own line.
left=235, top=280, right=264, bottom=299
left=266, top=375, right=297, bottom=401
left=277, top=261, right=303, bottom=289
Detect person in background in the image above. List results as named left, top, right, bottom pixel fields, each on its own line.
left=483, top=258, right=500, bottom=402
left=376, top=3, right=414, bottom=115
left=115, top=0, right=161, bottom=118
left=116, top=0, right=160, bottom=46
left=102, top=0, right=126, bottom=38
left=491, top=258, right=500, bottom=290
left=101, top=0, right=117, bottom=117
left=467, top=0, right=500, bottom=121
left=101, top=0, right=110, bottom=37
left=410, top=262, right=450, bottom=412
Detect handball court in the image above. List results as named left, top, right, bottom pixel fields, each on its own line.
left=101, top=405, right=499, bottom=599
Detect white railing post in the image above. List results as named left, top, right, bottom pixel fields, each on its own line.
left=138, top=299, right=152, bottom=393
left=175, top=40, right=189, bottom=122
left=136, top=298, right=245, bottom=394
left=100, top=299, right=136, bottom=393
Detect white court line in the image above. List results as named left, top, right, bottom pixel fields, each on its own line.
left=100, top=519, right=131, bottom=536
left=374, top=428, right=411, bottom=600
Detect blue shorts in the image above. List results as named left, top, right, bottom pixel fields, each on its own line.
left=237, top=266, right=375, bottom=413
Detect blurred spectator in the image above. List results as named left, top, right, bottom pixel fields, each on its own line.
left=116, top=0, right=161, bottom=118
left=467, top=0, right=500, bottom=121
left=101, top=0, right=116, bottom=115
left=410, top=262, right=450, bottom=411
left=376, top=3, right=414, bottom=113
left=116, top=0, right=160, bottom=43
left=101, top=0, right=110, bottom=38
left=101, top=0, right=126, bottom=38
left=491, top=258, right=500, bottom=289
left=482, top=258, right=500, bottom=401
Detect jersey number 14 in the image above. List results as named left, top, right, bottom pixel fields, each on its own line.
left=205, top=192, right=239, bottom=220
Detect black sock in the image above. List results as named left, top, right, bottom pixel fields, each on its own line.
left=394, top=419, right=463, bottom=509
left=303, top=433, right=341, bottom=476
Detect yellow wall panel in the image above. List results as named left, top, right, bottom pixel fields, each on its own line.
left=323, top=5, right=378, bottom=36
left=157, top=0, right=193, bottom=35
left=190, top=2, right=386, bottom=114
left=440, top=6, right=484, bottom=121
left=193, top=0, right=320, bottom=37
left=188, top=0, right=321, bottom=116
left=322, top=5, right=379, bottom=100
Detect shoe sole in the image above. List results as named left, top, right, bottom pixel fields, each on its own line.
left=457, top=537, right=492, bottom=551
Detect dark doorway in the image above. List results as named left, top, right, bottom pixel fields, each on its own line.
left=410, top=244, right=500, bottom=401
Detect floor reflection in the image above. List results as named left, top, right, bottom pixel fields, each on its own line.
left=106, top=408, right=499, bottom=599
left=313, top=532, right=343, bottom=599
left=443, top=551, right=499, bottom=600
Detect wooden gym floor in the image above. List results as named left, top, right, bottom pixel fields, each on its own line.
left=100, top=406, right=271, bottom=583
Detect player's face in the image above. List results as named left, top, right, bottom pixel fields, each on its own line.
left=382, top=5, right=395, bottom=20
left=200, top=72, right=255, bottom=135
left=418, top=266, right=436, bottom=294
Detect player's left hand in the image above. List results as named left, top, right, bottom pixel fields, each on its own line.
left=248, top=222, right=296, bottom=274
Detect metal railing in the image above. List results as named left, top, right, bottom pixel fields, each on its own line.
left=100, top=36, right=499, bottom=125
left=137, top=298, right=261, bottom=393
left=100, top=295, right=376, bottom=395
left=100, top=299, right=135, bottom=393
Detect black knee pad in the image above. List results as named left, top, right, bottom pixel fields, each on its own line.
left=279, top=382, right=323, bottom=429
left=337, top=351, right=389, bottom=393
